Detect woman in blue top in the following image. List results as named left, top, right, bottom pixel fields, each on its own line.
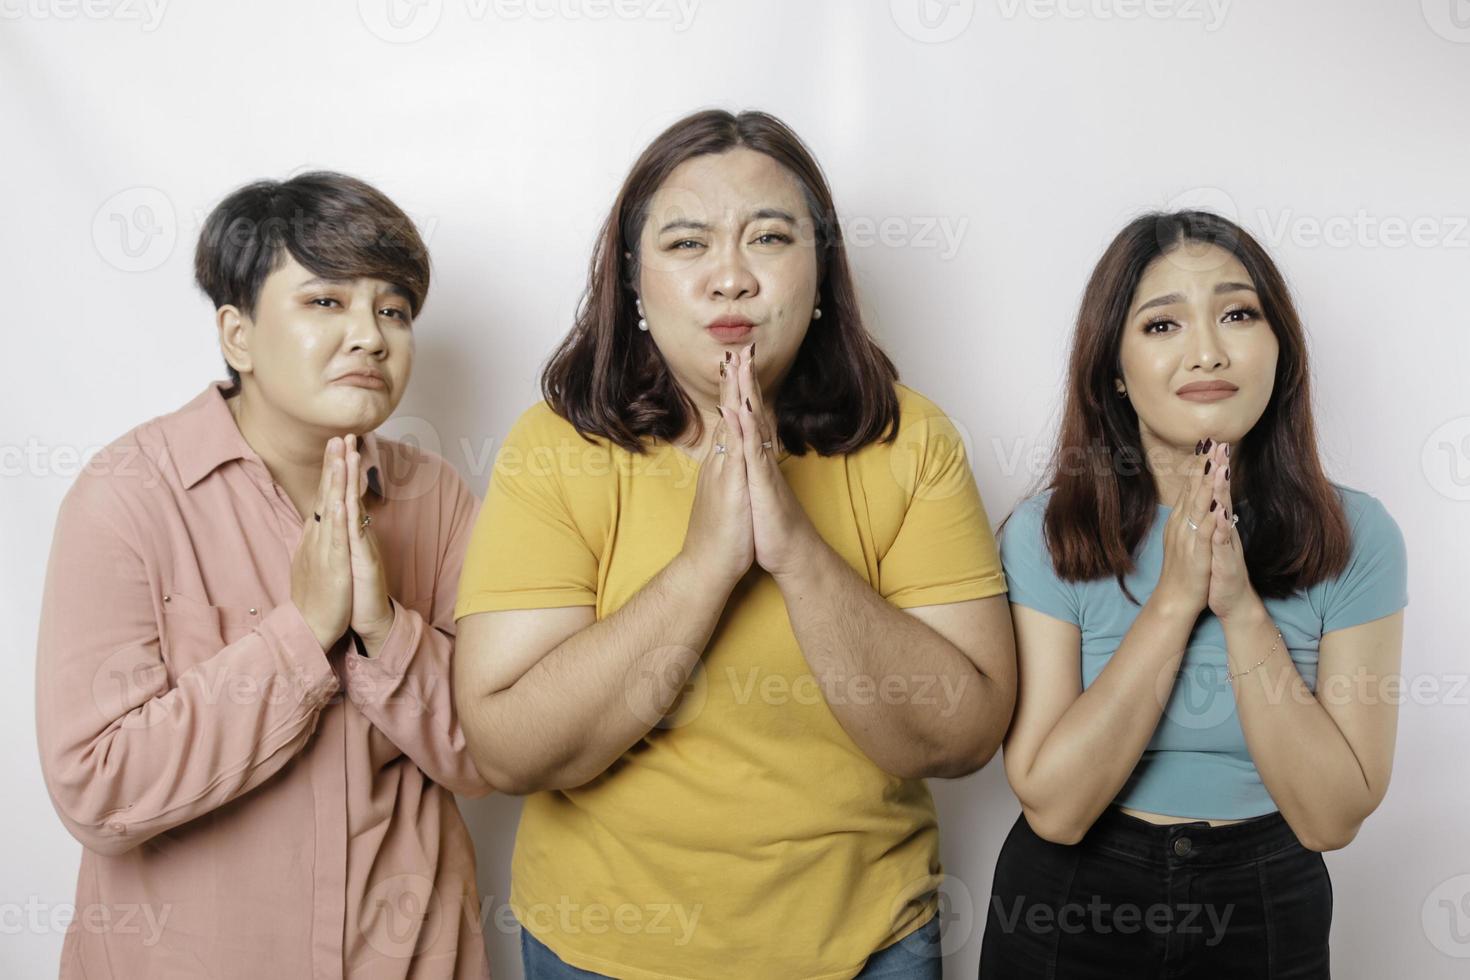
left=979, top=210, right=1407, bottom=979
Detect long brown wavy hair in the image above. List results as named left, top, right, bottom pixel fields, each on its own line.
left=1040, top=210, right=1350, bottom=601
left=540, top=108, right=901, bottom=456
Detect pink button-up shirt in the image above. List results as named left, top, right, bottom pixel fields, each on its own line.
left=35, top=380, right=493, bottom=979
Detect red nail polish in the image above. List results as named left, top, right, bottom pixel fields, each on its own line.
left=1204, top=460, right=1211, bottom=474
left=725, top=351, right=732, bottom=362
left=1210, top=499, right=1217, bottom=512
left=745, top=397, right=752, bottom=411
left=751, top=343, right=756, bottom=360
left=1203, top=438, right=1212, bottom=453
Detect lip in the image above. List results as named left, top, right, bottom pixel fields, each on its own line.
left=706, top=316, right=756, bottom=342
left=332, top=371, right=387, bottom=390
left=1176, top=380, right=1238, bottom=402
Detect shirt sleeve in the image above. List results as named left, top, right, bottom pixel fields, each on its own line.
left=876, top=409, right=1008, bottom=609
left=1319, top=493, right=1409, bottom=634
left=997, top=493, right=1082, bottom=626
left=454, top=403, right=600, bottom=618
left=34, top=475, right=339, bottom=857
left=343, top=457, right=493, bottom=798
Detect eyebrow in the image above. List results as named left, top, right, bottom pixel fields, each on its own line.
left=297, top=276, right=412, bottom=304
left=1132, top=281, right=1258, bottom=316
left=657, top=208, right=798, bottom=234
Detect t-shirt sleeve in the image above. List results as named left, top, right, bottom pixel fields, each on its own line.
left=454, top=404, right=600, bottom=618
left=876, top=409, right=1008, bottom=609
left=1319, top=493, right=1408, bottom=634
left=997, top=494, right=1081, bottom=626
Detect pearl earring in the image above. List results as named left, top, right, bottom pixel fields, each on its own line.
left=636, top=298, right=649, bottom=332
left=812, top=307, right=822, bottom=320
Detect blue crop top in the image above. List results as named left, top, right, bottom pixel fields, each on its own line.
left=998, top=483, right=1408, bottom=819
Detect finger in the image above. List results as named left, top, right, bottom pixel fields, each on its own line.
left=346, top=435, right=363, bottom=543
left=312, top=436, right=339, bottom=530
left=740, top=342, right=773, bottom=459
left=1189, top=436, right=1217, bottom=535
left=328, top=443, right=348, bottom=557
left=1213, top=442, right=1234, bottom=544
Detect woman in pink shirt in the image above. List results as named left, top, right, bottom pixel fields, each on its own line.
left=35, top=171, right=493, bottom=979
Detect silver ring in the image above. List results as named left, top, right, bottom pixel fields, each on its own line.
left=360, top=513, right=372, bottom=529
left=761, top=440, right=773, bottom=449
left=1230, top=513, right=1240, bottom=528
left=714, top=443, right=727, bottom=454
left=1186, top=517, right=1200, bottom=531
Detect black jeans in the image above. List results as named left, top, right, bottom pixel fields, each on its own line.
left=979, top=806, right=1332, bottom=979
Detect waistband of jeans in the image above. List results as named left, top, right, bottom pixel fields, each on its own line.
left=1081, top=805, right=1305, bottom=867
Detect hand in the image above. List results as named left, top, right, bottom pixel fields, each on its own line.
left=290, top=437, right=353, bottom=651
left=731, top=343, right=822, bottom=580
left=678, top=348, right=756, bottom=592
left=1152, top=438, right=1225, bottom=621
left=1205, top=441, right=1256, bottom=621
left=344, top=433, right=395, bottom=647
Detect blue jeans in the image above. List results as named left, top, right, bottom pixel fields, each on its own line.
left=520, top=912, right=943, bottom=979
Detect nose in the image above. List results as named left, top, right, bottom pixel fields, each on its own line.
left=344, top=304, right=388, bottom=358
left=1187, top=318, right=1228, bottom=372
left=707, top=243, right=758, bottom=302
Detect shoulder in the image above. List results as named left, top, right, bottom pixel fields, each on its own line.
left=872, top=383, right=968, bottom=458
left=372, top=432, right=472, bottom=505
left=1329, top=482, right=1402, bottom=542
left=1327, top=482, right=1405, bottom=557
left=999, top=490, right=1055, bottom=548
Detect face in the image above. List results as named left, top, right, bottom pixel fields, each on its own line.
left=635, top=147, right=820, bottom=408
left=1117, top=242, right=1279, bottom=453
left=219, top=252, right=414, bottom=433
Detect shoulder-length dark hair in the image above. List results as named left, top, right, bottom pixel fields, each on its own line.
left=540, top=108, right=900, bottom=456
left=1041, top=209, right=1350, bottom=600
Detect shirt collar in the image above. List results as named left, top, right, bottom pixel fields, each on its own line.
left=168, top=380, right=383, bottom=498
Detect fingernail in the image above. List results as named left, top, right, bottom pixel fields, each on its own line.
left=751, top=343, right=756, bottom=360
left=1225, top=444, right=1230, bottom=458
left=725, top=351, right=732, bottom=362
left=1210, top=499, right=1218, bottom=512
left=1204, top=460, right=1211, bottom=475
left=1203, top=438, right=1212, bottom=453
left=1225, top=468, right=1230, bottom=481
left=745, top=397, right=752, bottom=412
left=1194, top=440, right=1203, bottom=455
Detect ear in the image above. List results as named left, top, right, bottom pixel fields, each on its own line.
left=217, top=305, right=252, bottom=377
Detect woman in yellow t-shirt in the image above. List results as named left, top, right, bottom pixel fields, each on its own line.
left=453, top=108, right=1016, bottom=980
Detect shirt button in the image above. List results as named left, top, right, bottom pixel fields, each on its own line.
left=1173, top=837, right=1193, bottom=856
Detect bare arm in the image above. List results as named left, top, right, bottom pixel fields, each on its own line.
left=1225, top=603, right=1403, bottom=851
left=453, top=553, right=735, bottom=794
left=772, top=538, right=1016, bottom=780
left=1000, top=597, right=1198, bottom=844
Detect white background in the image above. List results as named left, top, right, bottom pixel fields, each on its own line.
left=3, top=1, right=1468, bottom=976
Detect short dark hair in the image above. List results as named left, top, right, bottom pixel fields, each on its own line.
left=541, top=108, right=901, bottom=457
left=194, top=170, right=431, bottom=391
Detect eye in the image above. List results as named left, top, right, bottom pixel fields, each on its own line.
left=311, top=296, right=342, bottom=309
left=1143, top=316, right=1178, bottom=335
left=1222, top=305, right=1262, bottom=324
left=668, top=239, right=704, bottom=250
left=751, top=231, right=792, bottom=246
left=379, top=306, right=410, bottom=321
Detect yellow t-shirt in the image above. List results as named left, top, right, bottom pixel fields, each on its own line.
left=455, top=383, right=1007, bottom=980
